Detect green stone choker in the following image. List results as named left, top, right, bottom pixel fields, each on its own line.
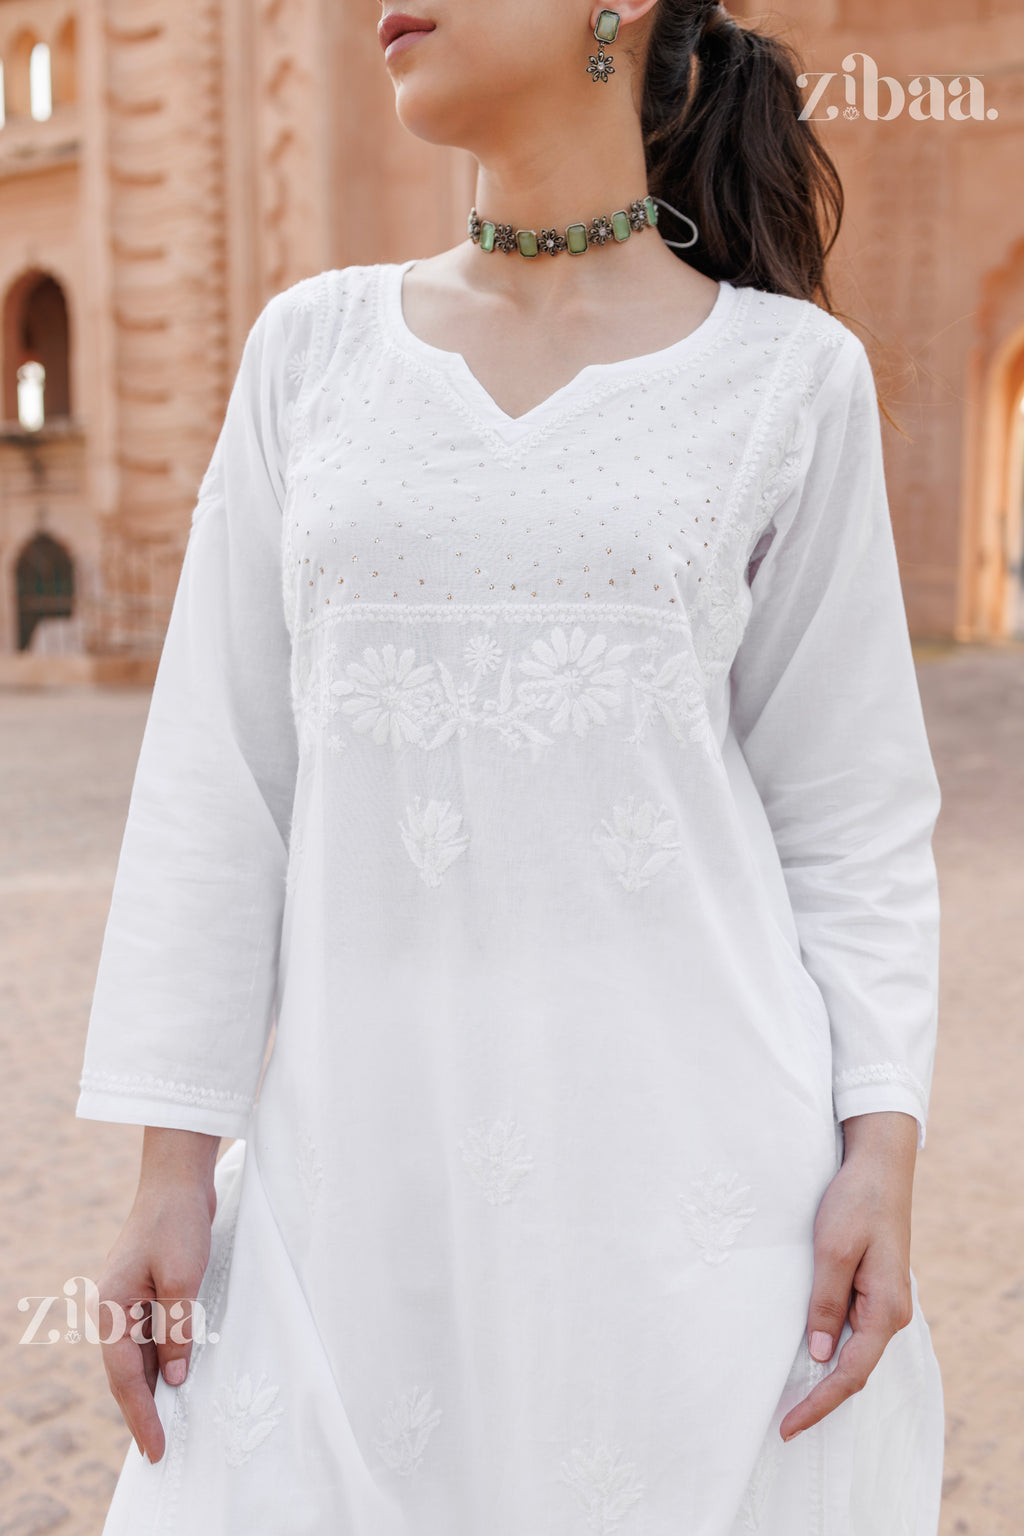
left=468, top=194, right=660, bottom=258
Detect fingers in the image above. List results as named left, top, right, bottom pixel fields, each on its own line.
left=96, top=1257, right=207, bottom=1463
left=779, top=1277, right=915, bottom=1441
left=92, top=1170, right=216, bottom=1465
left=779, top=1318, right=889, bottom=1441
left=803, top=1234, right=858, bottom=1368
left=102, top=1323, right=167, bottom=1463
left=152, top=1263, right=207, bottom=1395
left=777, top=1140, right=917, bottom=1444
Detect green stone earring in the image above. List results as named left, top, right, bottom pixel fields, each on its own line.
left=587, top=10, right=619, bottom=83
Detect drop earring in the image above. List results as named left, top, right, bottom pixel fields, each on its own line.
left=587, top=10, right=619, bottom=83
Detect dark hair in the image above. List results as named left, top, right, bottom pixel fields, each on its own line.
left=640, top=1, right=908, bottom=432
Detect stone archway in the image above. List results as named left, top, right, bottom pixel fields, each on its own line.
left=1000, top=356, right=1024, bottom=639
left=959, top=244, right=1024, bottom=641
left=2, top=269, right=71, bottom=427
left=15, top=532, right=74, bottom=652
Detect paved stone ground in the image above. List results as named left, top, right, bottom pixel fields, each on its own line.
left=0, top=642, right=1021, bottom=1534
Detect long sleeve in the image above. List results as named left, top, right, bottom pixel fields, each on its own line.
left=729, top=329, right=941, bottom=1150
left=76, top=279, right=324, bottom=1139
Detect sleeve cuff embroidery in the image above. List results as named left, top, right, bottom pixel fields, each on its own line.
left=832, top=1063, right=930, bottom=1149
left=77, top=1069, right=254, bottom=1113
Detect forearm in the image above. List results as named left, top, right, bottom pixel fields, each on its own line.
left=136, top=1127, right=221, bottom=1215
left=840, top=1110, right=918, bottom=1176
left=837, top=1110, right=917, bottom=1247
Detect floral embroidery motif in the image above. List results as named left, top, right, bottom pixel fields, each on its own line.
left=517, top=625, right=632, bottom=737
left=464, top=632, right=503, bottom=676
left=593, top=797, right=680, bottom=892
left=213, top=1372, right=285, bottom=1468
left=295, top=1134, right=323, bottom=1209
left=294, top=627, right=715, bottom=762
left=677, top=1169, right=756, bottom=1266
left=690, top=575, right=752, bottom=692
left=738, top=1430, right=783, bottom=1532
left=457, top=1117, right=535, bottom=1205
left=331, top=642, right=437, bottom=748
left=373, top=1385, right=443, bottom=1475
left=285, top=346, right=312, bottom=387
left=399, top=797, right=470, bottom=887
left=626, top=635, right=719, bottom=754
left=559, top=1439, right=646, bottom=1534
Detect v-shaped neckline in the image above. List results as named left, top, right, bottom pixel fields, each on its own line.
left=376, top=258, right=738, bottom=444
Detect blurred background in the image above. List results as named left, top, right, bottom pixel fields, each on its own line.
left=0, top=2, right=1021, bottom=1532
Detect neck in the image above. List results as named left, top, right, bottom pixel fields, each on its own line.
left=461, top=141, right=680, bottom=305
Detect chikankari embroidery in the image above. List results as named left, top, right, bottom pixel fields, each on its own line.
left=373, top=1385, right=443, bottom=1475
left=677, top=1169, right=757, bottom=1266
left=593, top=795, right=681, bottom=892
left=738, top=1429, right=784, bottom=1532
left=295, top=1134, right=324, bottom=1209
left=213, top=1372, right=285, bottom=1469
left=559, top=1439, right=646, bottom=1535
left=833, top=1061, right=928, bottom=1103
left=293, top=625, right=716, bottom=763
left=398, top=796, right=470, bottom=887
left=457, top=1117, right=536, bottom=1205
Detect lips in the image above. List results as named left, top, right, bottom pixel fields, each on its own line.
left=378, top=12, right=436, bottom=51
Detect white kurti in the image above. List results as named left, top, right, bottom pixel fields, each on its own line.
left=77, top=259, right=945, bottom=1536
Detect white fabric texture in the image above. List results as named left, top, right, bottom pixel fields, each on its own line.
left=77, top=260, right=944, bottom=1536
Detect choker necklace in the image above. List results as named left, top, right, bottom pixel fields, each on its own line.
left=467, top=194, right=699, bottom=258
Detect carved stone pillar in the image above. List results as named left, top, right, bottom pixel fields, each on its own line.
left=92, top=0, right=230, bottom=648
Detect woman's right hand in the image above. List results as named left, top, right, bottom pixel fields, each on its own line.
left=95, top=1128, right=221, bottom=1463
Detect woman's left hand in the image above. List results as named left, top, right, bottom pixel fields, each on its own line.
left=779, top=1110, right=919, bottom=1442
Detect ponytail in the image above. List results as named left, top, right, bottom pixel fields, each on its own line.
left=641, top=2, right=844, bottom=312
left=640, top=3, right=913, bottom=432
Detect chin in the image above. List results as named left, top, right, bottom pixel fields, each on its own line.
left=392, top=84, right=478, bottom=151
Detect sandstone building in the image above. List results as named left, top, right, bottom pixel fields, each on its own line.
left=0, top=0, right=1021, bottom=680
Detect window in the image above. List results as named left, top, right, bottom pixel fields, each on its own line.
left=17, top=360, right=45, bottom=430
left=2, top=272, right=71, bottom=425
left=30, top=42, right=52, bottom=121
left=16, top=533, right=75, bottom=652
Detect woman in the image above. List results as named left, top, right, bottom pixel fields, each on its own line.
left=77, top=2, right=945, bottom=1532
